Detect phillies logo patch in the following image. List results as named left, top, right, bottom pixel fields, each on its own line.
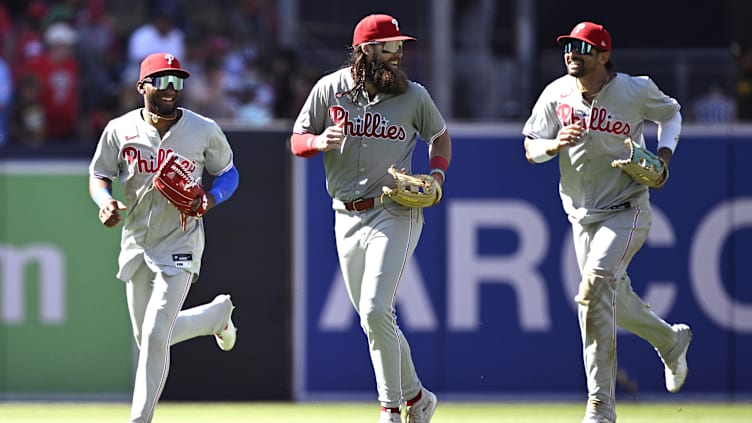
left=164, top=54, right=175, bottom=65
left=328, top=106, right=406, bottom=141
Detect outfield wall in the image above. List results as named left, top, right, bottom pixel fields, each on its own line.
left=293, top=124, right=752, bottom=401
left=1, top=124, right=751, bottom=401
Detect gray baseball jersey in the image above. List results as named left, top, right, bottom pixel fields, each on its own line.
left=523, top=73, right=679, bottom=223
left=89, top=107, right=233, bottom=281
left=293, top=67, right=446, bottom=203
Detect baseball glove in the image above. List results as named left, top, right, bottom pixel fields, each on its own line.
left=153, top=152, right=208, bottom=230
left=611, top=137, right=669, bottom=188
left=381, top=165, right=443, bottom=208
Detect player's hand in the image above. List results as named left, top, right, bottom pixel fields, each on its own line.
left=314, top=122, right=345, bottom=152
left=657, top=147, right=673, bottom=167
left=553, top=123, right=586, bottom=152
left=98, top=199, right=127, bottom=227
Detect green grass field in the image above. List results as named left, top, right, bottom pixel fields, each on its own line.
left=1, top=401, right=751, bottom=422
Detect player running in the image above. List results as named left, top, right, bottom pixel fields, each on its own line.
left=290, top=14, right=451, bottom=423
left=522, top=22, right=692, bottom=423
left=88, top=52, right=239, bottom=423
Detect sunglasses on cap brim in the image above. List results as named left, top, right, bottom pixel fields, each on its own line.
left=143, top=74, right=185, bottom=91
left=366, top=40, right=404, bottom=54
left=563, top=40, right=595, bottom=55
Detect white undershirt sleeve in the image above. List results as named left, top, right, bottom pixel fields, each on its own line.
left=527, top=138, right=556, bottom=163
left=657, top=111, right=682, bottom=152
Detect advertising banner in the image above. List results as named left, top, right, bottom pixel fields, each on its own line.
left=0, top=162, right=132, bottom=397
left=293, top=128, right=752, bottom=400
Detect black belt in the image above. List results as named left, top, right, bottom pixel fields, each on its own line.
left=607, top=201, right=631, bottom=210
left=343, top=197, right=376, bottom=212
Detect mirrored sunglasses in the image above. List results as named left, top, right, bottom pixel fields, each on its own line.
left=563, top=40, right=594, bottom=55
left=367, top=40, right=404, bottom=54
left=381, top=40, right=404, bottom=53
left=144, top=74, right=185, bottom=91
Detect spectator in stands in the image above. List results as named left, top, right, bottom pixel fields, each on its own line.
left=236, top=80, right=273, bottom=125
left=9, top=1, right=47, bottom=73
left=122, top=0, right=186, bottom=110
left=8, top=73, right=45, bottom=147
left=182, top=54, right=237, bottom=120
left=15, top=22, right=80, bottom=143
left=126, top=0, right=186, bottom=73
left=692, top=83, right=737, bottom=123
left=75, top=0, right=122, bottom=139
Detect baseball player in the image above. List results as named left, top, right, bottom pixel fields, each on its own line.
left=290, top=14, right=451, bottom=423
left=88, top=52, right=239, bottom=423
left=522, top=22, right=692, bottom=423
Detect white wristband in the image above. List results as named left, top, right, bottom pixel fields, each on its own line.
left=527, top=139, right=556, bottom=163
left=92, top=187, right=113, bottom=209
left=430, top=168, right=446, bottom=183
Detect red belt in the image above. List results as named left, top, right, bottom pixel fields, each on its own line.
left=343, top=197, right=376, bottom=212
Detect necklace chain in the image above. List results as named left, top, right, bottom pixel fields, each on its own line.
left=147, top=110, right=178, bottom=123
left=578, top=74, right=611, bottom=100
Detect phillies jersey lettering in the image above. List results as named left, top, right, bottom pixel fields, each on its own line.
left=328, top=105, right=407, bottom=141
left=121, top=147, right=197, bottom=174
left=589, top=107, right=631, bottom=135
left=556, top=104, right=631, bottom=136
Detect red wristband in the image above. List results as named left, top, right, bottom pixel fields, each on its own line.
left=290, top=133, right=319, bottom=158
left=430, top=156, right=449, bottom=172
left=430, top=156, right=448, bottom=184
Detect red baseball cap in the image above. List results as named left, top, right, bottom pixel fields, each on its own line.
left=557, top=22, right=611, bottom=52
left=352, top=14, right=416, bottom=47
left=139, top=52, right=190, bottom=80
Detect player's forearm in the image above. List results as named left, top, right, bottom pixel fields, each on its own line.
left=429, top=132, right=452, bottom=164
left=525, top=137, right=557, bottom=163
left=207, top=164, right=239, bottom=209
left=290, top=133, right=320, bottom=157
left=89, top=176, right=114, bottom=208
left=657, top=111, right=682, bottom=153
left=429, top=132, right=452, bottom=184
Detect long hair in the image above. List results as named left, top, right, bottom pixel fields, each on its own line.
left=336, top=48, right=367, bottom=102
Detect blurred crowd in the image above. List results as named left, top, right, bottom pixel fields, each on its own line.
left=1, top=0, right=751, bottom=151
left=0, top=0, right=319, bottom=149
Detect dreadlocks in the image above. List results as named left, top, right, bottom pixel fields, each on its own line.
left=337, top=47, right=409, bottom=102
left=337, top=48, right=368, bottom=102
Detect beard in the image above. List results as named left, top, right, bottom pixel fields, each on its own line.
left=366, top=55, right=409, bottom=95
left=566, top=60, right=586, bottom=78
left=146, top=92, right=179, bottom=116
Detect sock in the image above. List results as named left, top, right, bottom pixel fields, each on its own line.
left=407, top=390, right=422, bottom=406
left=381, top=406, right=400, bottom=414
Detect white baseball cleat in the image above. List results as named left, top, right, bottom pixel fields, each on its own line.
left=581, top=416, right=615, bottom=423
left=378, top=410, right=402, bottom=423
left=214, top=297, right=237, bottom=351
left=405, top=389, right=437, bottom=423
left=663, top=323, right=692, bottom=393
